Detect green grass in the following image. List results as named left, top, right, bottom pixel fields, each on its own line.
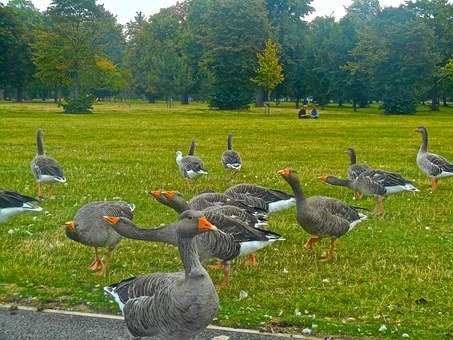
left=0, top=101, right=452, bottom=338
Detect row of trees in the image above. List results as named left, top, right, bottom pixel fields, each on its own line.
left=1, top=0, right=452, bottom=113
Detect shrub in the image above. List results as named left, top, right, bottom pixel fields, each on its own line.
left=62, top=94, right=95, bottom=113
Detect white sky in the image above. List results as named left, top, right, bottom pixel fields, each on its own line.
left=26, top=0, right=407, bottom=24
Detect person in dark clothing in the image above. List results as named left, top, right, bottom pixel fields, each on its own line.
left=298, top=106, right=310, bottom=119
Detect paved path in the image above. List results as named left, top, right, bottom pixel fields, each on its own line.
left=0, top=306, right=315, bottom=340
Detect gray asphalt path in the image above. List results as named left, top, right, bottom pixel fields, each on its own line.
left=0, top=307, right=311, bottom=340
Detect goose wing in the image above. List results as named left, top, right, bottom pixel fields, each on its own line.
left=32, top=155, right=65, bottom=179
left=425, top=153, right=453, bottom=175
left=348, top=164, right=370, bottom=180
left=225, top=184, right=293, bottom=203
left=181, top=155, right=207, bottom=174
left=223, top=191, right=268, bottom=213
left=305, top=196, right=366, bottom=238
left=0, top=190, right=38, bottom=208
left=222, top=150, right=242, bottom=168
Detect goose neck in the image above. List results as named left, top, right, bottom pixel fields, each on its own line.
left=36, top=130, right=44, bottom=155
left=420, top=130, right=428, bottom=153
left=177, top=234, right=203, bottom=280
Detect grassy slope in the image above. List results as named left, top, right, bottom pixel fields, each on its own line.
left=0, top=101, right=452, bottom=338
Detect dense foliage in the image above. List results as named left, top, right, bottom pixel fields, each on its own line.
left=0, top=0, right=452, bottom=113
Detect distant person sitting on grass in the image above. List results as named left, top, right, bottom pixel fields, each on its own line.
left=311, top=107, right=319, bottom=119
left=298, top=106, right=310, bottom=119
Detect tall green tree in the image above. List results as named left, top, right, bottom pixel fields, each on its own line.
left=349, top=7, right=437, bottom=114
left=202, top=0, right=270, bottom=109
left=406, top=0, right=453, bottom=110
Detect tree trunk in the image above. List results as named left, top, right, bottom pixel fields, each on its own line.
left=442, top=95, right=447, bottom=107
left=353, top=99, right=357, bottom=112
left=181, top=94, right=189, bottom=105
left=431, top=96, right=439, bottom=111
left=295, top=97, right=300, bottom=108
left=16, top=86, right=23, bottom=102
left=255, top=89, right=265, bottom=107
left=0, top=88, right=4, bottom=101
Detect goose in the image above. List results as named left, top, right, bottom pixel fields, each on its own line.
left=346, top=148, right=370, bottom=199
left=319, top=169, right=419, bottom=217
left=176, top=139, right=207, bottom=183
left=224, top=183, right=295, bottom=213
left=416, top=126, right=453, bottom=189
left=63, top=201, right=135, bottom=275
left=104, top=211, right=219, bottom=340
left=149, top=191, right=283, bottom=285
left=30, top=128, right=66, bottom=198
left=278, top=168, right=367, bottom=261
left=0, top=190, right=42, bottom=224
left=154, top=190, right=268, bottom=217
left=221, top=134, right=242, bottom=171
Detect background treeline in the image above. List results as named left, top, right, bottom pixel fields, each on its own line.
left=0, top=0, right=452, bottom=114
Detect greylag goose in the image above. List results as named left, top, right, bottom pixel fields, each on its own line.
left=416, top=126, right=453, bottom=189
left=278, top=168, right=367, bottom=261
left=148, top=191, right=283, bottom=285
left=221, top=134, right=242, bottom=171
left=176, top=139, right=207, bottom=183
left=346, top=148, right=370, bottom=199
left=224, top=183, right=295, bottom=213
left=319, top=169, right=419, bottom=217
left=0, top=190, right=42, bottom=224
left=30, top=128, right=66, bottom=198
left=63, top=201, right=135, bottom=275
left=104, top=211, right=219, bottom=339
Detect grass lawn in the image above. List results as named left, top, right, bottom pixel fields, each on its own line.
left=0, top=101, right=452, bottom=338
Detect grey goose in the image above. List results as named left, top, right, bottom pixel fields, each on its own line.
left=0, top=190, right=42, bottom=224
left=148, top=190, right=283, bottom=285
left=346, top=148, right=370, bottom=199
left=221, top=134, right=242, bottom=171
left=319, top=169, right=419, bottom=217
left=278, top=168, right=367, bottom=261
left=104, top=211, right=219, bottom=339
left=30, top=129, right=66, bottom=198
left=63, top=201, right=135, bottom=275
left=416, top=126, right=453, bottom=189
left=176, top=139, right=207, bottom=183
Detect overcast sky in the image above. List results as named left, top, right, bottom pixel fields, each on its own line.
left=27, top=0, right=407, bottom=24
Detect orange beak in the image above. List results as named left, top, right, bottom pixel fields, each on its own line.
left=318, top=176, right=328, bottom=182
left=277, top=168, right=290, bottom=177
left=197, top=216, right=217, bottom=231
left=63, top=221, right=75, bottom=231
left=150, top=190, right=161, bottom=199
left=163, top=191, right=176, bottom=199
left=103, top=216, right=120, bottom=224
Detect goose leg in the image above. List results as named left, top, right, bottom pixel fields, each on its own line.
left=97, top=247, right=114, bottom=276
left=304, top=235, right=320, bottom=250
left=208, top=261, right=224, bottom=270
left=37, top=183, right=43, bottom=198
left=245, top=253, right=257, bottom=266
left=376, top=197, right=385, bottom=218
left=221, top=261, right=231, bottom=288
left=431, top=178, right=438, bottom=190
left=88, top=247, right=103, bottom=271
left=321, top=239, right=337, bottom=262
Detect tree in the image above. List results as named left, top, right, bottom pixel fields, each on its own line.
left=252, top=39, right=284, bottom=103
left=1, top=2, right=40, bottom=101
left=201, top=0, right=270, bottom=109
left=406, top=0, right=453, bottom=110
left=349, top=7, right=437, bottom=114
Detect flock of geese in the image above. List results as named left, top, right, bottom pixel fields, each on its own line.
left=1, top=126, right=452, bottom=339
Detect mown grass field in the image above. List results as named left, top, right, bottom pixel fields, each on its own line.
left=0, top=101, right=452, bottom=338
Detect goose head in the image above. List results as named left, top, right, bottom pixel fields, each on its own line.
left=177, top=210, right=217, bottom=238
left=63, top=220, right=76, bottom=232
left=415, top=126, right=427, bottom=134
